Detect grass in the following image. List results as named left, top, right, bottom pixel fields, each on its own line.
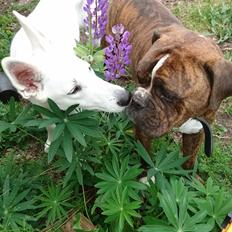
left=0, top=0, right=39, bottom=71
left=172, top=0, right=232, bottom=43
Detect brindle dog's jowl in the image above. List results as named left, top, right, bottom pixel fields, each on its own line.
left=105, top=0, right=232, bottom=168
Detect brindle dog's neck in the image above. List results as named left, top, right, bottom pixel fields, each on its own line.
left=106, top=0, right=183, bottom=74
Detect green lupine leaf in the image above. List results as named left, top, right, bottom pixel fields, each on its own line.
left=65, top=104, right=79, bottom=115
left=52, top=123, right=65, bottom=141
left=63, top=128, right=73, bottom=162
left=76, top=161, right=83, bottom=185
left=13, top=104, right=32, bottom=124
left=68, top=111, right=96, bottom=120
left=63, top=160, right=77, bottom=187
left=24, top=119, right=44, bottom=127
left=136, top=142, right=154, bottom=167
left=38, top=118, right=61, bottom=128
left=66, top=122, right=86, bottom=147
left=14, top=200, right=36, bottom=211
left=33, top=104, right=56, bottom=118
left=48, top=137, right=62, bottom=163
left=47, top=98, right=64, bottom=118
left=77, top=124, right=102, bottom=137
left=159, top=190, right=178, bottom=226
left=0, top=121, right=14, bottom=132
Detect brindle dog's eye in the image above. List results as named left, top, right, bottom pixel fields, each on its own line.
left=155, top=80, right=175, bottom=103
left=67, top=85, right=82, bottom=95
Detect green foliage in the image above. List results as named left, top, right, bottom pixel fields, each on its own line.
left=139, top=177, right=231, bottom=232
left=95, top=155, right=144, bottom=231
left=101, top=188, right=141, bottom=231
left=95, top=155, right=146, bottom=200
left=30, top=99, right=101, bottom=163
left=199, top=1, right=232, bottom=43
left=136, top=142, right=190, bottom=183
left=0, top=99, right=41, bottom=153
left=36, top=184, right=73, bottom=225
left=75, top=43, right=105, bottom=74
left=198, top=141, right=232, bottom=194
left=172, top=0, right=232, bottom=43
left=0, top=174, right=36, bottom=231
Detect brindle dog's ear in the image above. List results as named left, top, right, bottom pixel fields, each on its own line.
left=206, top=59, right=232, bottom=111
left=137, top=44, right=177, bottom=85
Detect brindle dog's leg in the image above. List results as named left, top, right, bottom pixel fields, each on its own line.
left=182, top=131, right=204, bottom=169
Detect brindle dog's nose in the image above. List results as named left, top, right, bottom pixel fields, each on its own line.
left=131, top=88, right=149, bottom=108
left=117, top=90, right=132, bottom=107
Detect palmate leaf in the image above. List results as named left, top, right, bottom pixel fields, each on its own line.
left=195, top=191, right=232, bottom=227
left=52, top=123, right=65, bottom=141
left=101, top=188, right=141, bottom=232
left=36, top=184, right=73, bottom=225
left=140, top=178, right=212, bottom=232
left=0, top=176, right=36, bottom=231
left=95, top=155, right=146, bottom=200
left=136, top=141, right=190, bottom=177
left=189, top=177, right=220, bottom=197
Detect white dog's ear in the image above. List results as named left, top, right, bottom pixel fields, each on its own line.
left=1, top=57, right=43, bottom=99
left=13, top=10, right=49, bottom=52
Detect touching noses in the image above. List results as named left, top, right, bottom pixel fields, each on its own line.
left=116, top=89, right=132, bottom=107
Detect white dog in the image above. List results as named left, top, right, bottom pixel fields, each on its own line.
left=1, top=0, right=131, bottom=150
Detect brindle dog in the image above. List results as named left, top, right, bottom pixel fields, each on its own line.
left=105, top=0, right=232, bottom=168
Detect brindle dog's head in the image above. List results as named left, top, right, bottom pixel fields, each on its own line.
left=127, top=25, right=232, bottom=138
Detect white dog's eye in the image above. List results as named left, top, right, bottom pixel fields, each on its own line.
left=67, top=85, right=82, bottom=95
left=89, top=66, right=92, bottom=71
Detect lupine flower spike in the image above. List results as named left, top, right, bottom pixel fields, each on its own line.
left=83, top=0, right=109, bottom=47
left=104, top=24, right=132, bottom=81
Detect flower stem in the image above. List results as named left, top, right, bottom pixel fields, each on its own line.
left=82, top=184, right=91, bottom=220
left=88, top=14, right=93, bottom=55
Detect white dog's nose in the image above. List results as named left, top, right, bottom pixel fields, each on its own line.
left=116, top=90, right=131, bottom=107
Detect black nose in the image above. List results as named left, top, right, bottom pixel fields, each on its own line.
left=117, top=91, right=132, bottom=107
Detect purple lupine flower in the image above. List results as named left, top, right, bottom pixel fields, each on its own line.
left=83, top=0, right=109, bottom=45
left=104, top=24, right=132, bottom=81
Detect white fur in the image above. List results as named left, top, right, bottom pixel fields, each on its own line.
left=148, top=54, right=170, bottom=92
left=178, top=118, right=203, bottom=134
left=140, top=176, right=156, bottom=186
left=1, top=0, right=129, bottom=150
left=151, top=54, right=170, bottom=80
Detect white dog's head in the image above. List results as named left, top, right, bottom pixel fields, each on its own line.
left=1, top=11, right=130, bottom=112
